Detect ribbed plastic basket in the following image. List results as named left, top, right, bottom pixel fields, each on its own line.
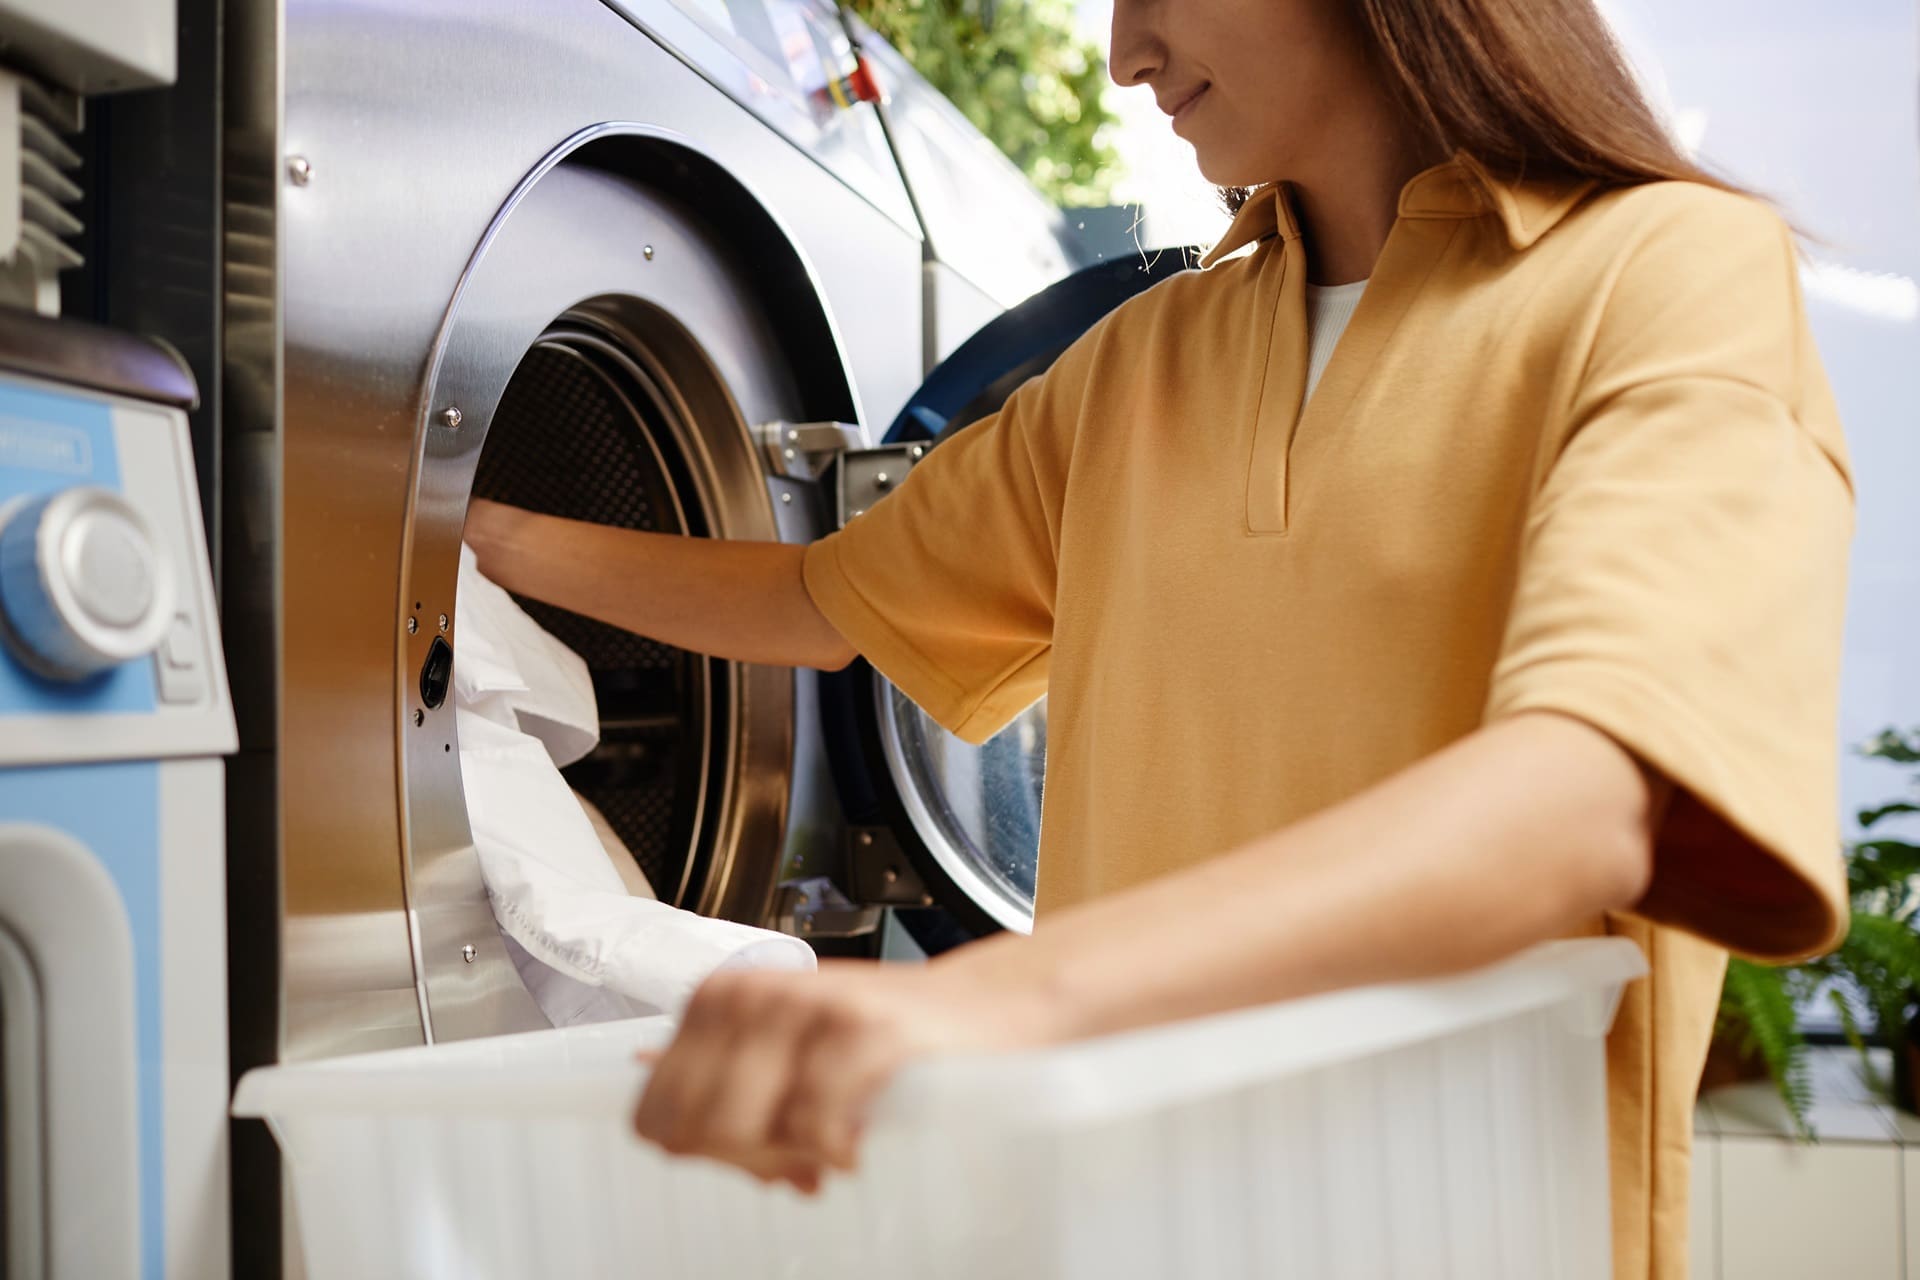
left=233, top=939, right=1643, bottom=1280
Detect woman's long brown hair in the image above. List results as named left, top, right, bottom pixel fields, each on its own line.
left=1224, top=0, right=1757, bottom=212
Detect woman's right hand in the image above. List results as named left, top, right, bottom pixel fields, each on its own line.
left=456, top=498, right=852, bottom=670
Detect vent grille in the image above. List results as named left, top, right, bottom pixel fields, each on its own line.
left=3, top=70, right=85, bottom=314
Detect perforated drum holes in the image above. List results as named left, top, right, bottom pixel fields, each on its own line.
left=469, top=333, right=716, bottom=903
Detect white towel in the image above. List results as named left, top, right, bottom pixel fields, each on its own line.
left=455, top=544, right=816, bottom=1025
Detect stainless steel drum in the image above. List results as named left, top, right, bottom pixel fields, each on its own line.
left=406, top=158, right=815, bottom=1048
left=222, top=0, right=931, bottom=1062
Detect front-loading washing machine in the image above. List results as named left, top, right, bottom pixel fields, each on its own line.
left=0, top=5, right=239, bottom=1277
left=214, top=0, right=1192, bottom=1061
left=67, top=0, right=1189, bottom=1268
left=0, top=313, right=236, bottom=1279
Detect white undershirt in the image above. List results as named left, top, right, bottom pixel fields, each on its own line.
left=1303, top=279, right=1369, bottom=404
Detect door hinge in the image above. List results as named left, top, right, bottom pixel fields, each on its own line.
left=845, top=826, right=933, bottom=907
left=774, top=875, right=882, bottom=939
left=753, top=420, right=862, bottom=481
left=835, top=442, right=928, bottom=528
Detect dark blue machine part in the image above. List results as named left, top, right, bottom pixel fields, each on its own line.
left=884, top=248, right=1201, bottom=446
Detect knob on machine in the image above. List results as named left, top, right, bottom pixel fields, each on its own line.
left=0, top=486, right=176, bottom=679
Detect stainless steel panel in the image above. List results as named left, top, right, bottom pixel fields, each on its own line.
left=250, top=0, right=920, bottom=1058
left=926, top=261, right=1008, bottom=372
left=854, top=22, right=1072, bottom=309
left=597, top=0, right=914, bottom=233
left=406, top=162, right=814, bottom=1037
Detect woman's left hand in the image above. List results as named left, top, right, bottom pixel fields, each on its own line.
left=632, top=954, right=1057, bottom=1192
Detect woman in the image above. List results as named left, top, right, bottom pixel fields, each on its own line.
left=467, top=0, right=1854, bottom=1273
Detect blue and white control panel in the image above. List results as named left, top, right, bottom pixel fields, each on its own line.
left=0, top=369, right=234, bottom=764
left=0, top=363, right=237, bottom=1280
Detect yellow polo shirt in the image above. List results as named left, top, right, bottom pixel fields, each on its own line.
left=802, top=152, right=1853, bottom=1278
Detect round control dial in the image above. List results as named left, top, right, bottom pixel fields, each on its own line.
left=0, top=487, right=176, bottom=680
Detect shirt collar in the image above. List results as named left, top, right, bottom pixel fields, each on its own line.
left=1198, top=150, right=1601, bottom=269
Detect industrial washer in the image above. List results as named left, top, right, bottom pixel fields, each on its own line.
left=58, top=0, right=1189, bottom=1270
left=208, top=0, right=1157, bottom=1062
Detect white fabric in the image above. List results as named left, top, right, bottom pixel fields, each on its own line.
left=455, top=544, right=816, bottom=1026
left=576, top=790, right=657, bottom=900
left=454, top=544, right=600, bottom=767
left=1303, top=278, right=1368, bottom=404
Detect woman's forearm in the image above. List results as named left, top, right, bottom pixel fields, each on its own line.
left=944, top=711, right=1667, bottom=1042
left=465, top=499, right=856, bottom=670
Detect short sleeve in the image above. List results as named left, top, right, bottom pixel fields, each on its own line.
left=802, top=323, right=1101, bottom=746
left=1486, top=188, right=1855, bottom=962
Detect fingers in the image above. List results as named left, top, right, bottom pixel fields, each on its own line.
left=635, top=971, right=829, bottom=1191
left=634, top=971, right=756, bottom=1153
left=633, top=965, right=923, bottom=1190
left=776, top=1001, right=903, bottom=1172
left=687, top=986, right=811, bottom=1165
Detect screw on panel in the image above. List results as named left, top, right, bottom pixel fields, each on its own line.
left=783, top=448, right=796, bottom=461
left=286, top=155, right=313, bottom=186
left=406, top=615, right=418, bottom=634
left=439, top=406, right=463, bottom=429
left=858, top=832, right=874, bottom=846
left=874, top=472, right=891, bottom=487
left=919, top=894, right=934, bottom=906
left=437, top=613, right=449, bottom=632
left=883, top=867, right=898, bottom=884
left=910, top=446, right=926, bottom=459
left=413, top=709, right=424, bottom=727
left=780, top=492, right=793, bottom=505
left=643, top=245, right=655, bottom=260
left=462, top=944, right=477, bottom=963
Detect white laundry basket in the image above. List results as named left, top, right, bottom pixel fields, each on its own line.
left=233, top=939, right=1644, bottom=1280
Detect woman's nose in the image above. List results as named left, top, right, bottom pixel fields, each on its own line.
left=1108, top=0, right=1164, bottom=88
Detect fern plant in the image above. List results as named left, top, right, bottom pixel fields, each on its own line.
left=1717, top=727, right=1920, bottom=1137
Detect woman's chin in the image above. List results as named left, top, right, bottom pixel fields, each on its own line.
left=1186, top=138, right=1277, bottom=190
left=1193, top=155, right=1268, bottom=190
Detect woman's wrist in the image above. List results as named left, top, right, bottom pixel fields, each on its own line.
left=464, top=499, right=539, bottom=585
left=930, top=933, right=1076, bottom=1049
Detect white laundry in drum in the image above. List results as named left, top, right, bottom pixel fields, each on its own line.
left=454, top=544, right=815, bottom=1027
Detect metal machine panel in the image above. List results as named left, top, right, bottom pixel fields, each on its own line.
left=598, top=0, right=915, bottom=234
left=226, top=0, right=927, bottom=1062
left=403, top=157, right=813, bottom=1040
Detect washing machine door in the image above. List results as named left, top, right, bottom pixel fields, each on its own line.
left=821, top=251, right=1196, bottom=941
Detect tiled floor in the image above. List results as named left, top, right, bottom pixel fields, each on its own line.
left=1692, top=1049, right=1911, bottom=1279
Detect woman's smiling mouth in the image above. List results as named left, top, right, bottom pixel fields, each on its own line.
left=1164, top=83, right=1211, bottom=123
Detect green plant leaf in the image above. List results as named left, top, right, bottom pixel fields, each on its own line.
left=1858, top=728, right=1920, bottom=765
left=1858, top=802, right=1920, bottom=829
left=1847, top=840, right=1920, bottom=921
left=1837, top=913, right=1920, bottom=1044
left=1720, top=957, right=1814, bottom=1137
left=1827, top=987, right=1890, bottom=1096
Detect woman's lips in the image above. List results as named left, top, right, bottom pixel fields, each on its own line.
left=1170, top=84, right=1209, bottom=124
